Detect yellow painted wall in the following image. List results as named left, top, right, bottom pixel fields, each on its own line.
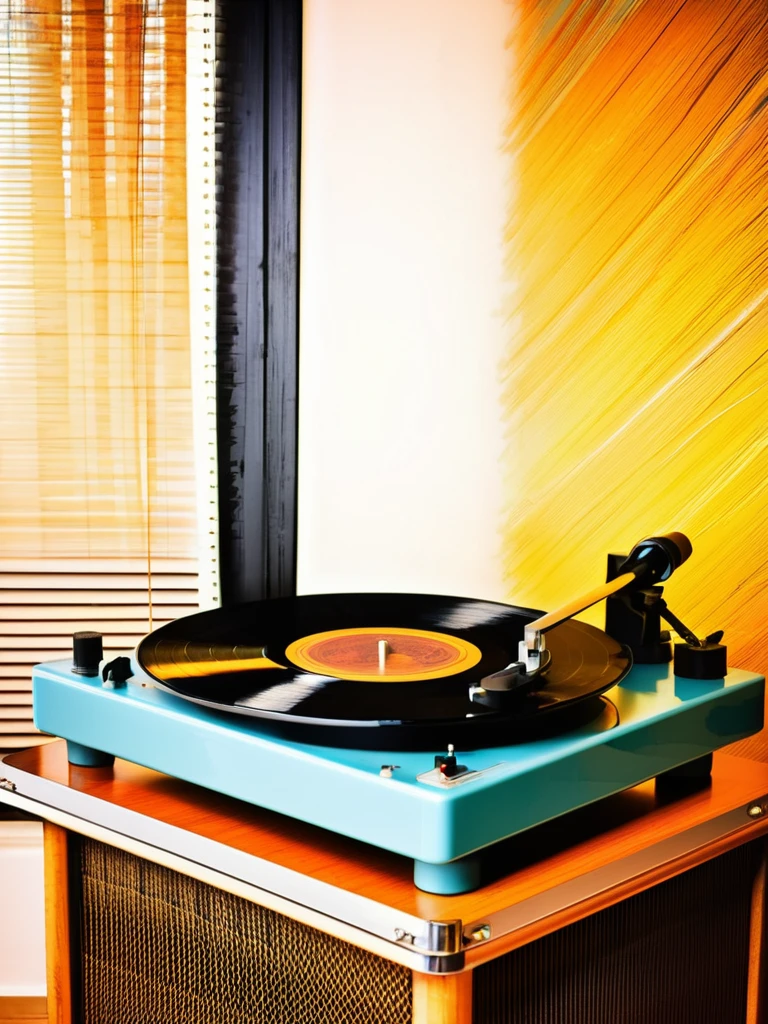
left=299, top=0, right=766, bottom=675
left=503, top=0, right=768, bottom=673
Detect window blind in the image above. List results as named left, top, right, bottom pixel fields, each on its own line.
left=0, top=560, right=198, bottom=749
left=0, top=0, right=216, bottom=751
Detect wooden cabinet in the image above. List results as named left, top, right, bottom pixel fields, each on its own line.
left=2, top=743, right=768, bottom=1023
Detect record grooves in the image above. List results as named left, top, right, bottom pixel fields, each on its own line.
left=136, top=593, right=631, bottom=749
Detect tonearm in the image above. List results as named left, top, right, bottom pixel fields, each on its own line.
left=521, top=532, right=692, bottom=671
left=469, top=532, right=726, bottom=711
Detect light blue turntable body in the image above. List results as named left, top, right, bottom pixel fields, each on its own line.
left=32, top=656, right=764, bottom=893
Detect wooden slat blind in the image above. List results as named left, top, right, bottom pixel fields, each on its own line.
left=0, top=0, right=208, bottom=750
left=0, top=561, right=199, bottom=748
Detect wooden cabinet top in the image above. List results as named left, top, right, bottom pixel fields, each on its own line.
left=4, top=741, right=768, bottom=972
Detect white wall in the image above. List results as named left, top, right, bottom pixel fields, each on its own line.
left=298, top=0, right=513, bottom=599
left=0, top=820, right=46, bottom=997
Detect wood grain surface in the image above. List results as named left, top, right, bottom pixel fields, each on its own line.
left=43, top=823, right=70, bottom=1024
left=8, top=742, right=768, bottom=954
left=412, top=971, right=472, bottom=1024
left=746, top=839, right=767, bottom=1024
left=0, top=997, right=47, bottom=1024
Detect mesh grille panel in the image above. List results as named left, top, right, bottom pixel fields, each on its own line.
left=474, top=842, right=757, bottom=1024
left=79, top=840, right=411, bottom=1024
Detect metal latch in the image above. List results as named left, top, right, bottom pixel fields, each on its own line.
left=394, top=919, right=463, bottom=955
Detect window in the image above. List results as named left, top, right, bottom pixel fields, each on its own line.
left=0, top=0, right=218, bottom=751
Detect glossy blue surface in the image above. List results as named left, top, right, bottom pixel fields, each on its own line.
left=33, top=659, right=764, bottom=871
left=414, top=855, right=482, bottom=894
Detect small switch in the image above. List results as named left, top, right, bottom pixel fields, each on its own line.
left=101, top=656, right=133, bottom=689
left=434, top=743, right=469, bottom=779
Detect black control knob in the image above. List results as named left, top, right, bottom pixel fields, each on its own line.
left=101, top=656, right=133, bottom=687
left=72, top=631, right=103, bottom=677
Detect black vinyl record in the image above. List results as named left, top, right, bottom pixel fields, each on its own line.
left=136, top=593, right=631, bottom=746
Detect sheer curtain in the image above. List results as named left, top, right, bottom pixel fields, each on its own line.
left=0, top=0, right=216, bottom=749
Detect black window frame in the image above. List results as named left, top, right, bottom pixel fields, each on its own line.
left=215, top=0, right=302, bottom=604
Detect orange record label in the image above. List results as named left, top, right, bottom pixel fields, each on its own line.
left=284, top=626, right=482, bottom=682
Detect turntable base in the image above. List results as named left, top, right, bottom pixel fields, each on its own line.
left=31, top=657, right=764, bottom=893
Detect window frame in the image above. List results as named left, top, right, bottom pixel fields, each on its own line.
left=215, top=0, right=302, bottom=604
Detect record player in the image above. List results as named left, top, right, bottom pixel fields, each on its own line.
left=30, top=533, right=764, bottom=893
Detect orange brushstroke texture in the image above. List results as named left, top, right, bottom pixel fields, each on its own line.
left=502, top=1, right=768, bottom=674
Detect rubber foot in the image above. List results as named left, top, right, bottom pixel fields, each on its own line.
left=66, top=741, right=115, bottom=768
left=414, top=854, right=482, bottom=894
left=656, top=753, right=713, bottom=795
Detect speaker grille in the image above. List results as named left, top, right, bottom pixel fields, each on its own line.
left=474, top=842, right=758, bottom=1024
left=79, top=839, right=412, bottom=1024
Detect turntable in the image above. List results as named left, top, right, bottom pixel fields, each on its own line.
left=28, top=533, right=765, bottom=893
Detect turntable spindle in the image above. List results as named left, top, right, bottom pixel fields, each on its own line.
left=378, top=640, right=390, bottom=671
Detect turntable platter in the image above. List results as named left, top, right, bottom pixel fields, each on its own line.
left=136, top=593, right=631, bottom=740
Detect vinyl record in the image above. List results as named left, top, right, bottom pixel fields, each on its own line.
left=136, top=593, right=631, bottom=743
